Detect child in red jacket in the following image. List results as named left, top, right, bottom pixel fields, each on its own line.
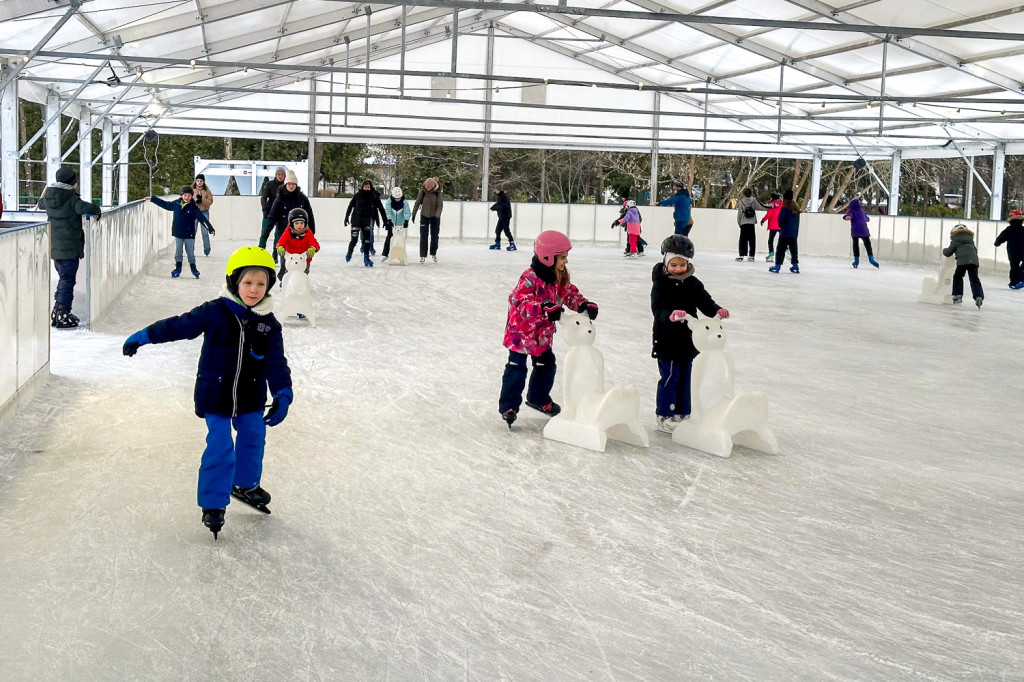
left=275, top=207, right=319, bottom=281
left=761, top=193, right=782, bottom=262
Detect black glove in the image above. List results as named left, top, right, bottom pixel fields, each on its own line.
left=578, top=300, right=599, bottom=320
left=610, top=220, right=620, bottom=229
left=403, top=220, right=409, bottom=228
left=542, top=302, right=563, bottom=322
left=385, top=220, right=394, bottom=229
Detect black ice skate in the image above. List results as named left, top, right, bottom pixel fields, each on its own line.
left=525, top=400, right=561, bottom=417
left=231, top=485, right=272, bottom=514
left=202, top=508, right=225, bottom=539
left=502, top=409, right=517, bottom=429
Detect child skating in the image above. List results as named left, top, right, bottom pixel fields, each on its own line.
left=651, top=235, right=729, bottom=433
left=943, top=224, right=985, bottom=308
left=769, top=189, right=801, bottom=274
left=499, top=231, right=599, bottom=428
left=994, top=209, right=1024, bottom=289
left=276, top=208, right=319, bottom=281
left=150, top=187, right=215, bottom=278
left=384, top=186, right=411, bottom=262
left=761, top=193, right=781, bottom=262
left=844, top=198, right=878, bottom=268
left=616, top=200, right=643, bottom=258
left=122, top=247, right=292, bottom=538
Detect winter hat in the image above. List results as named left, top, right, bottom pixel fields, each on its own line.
left=275, top=166, right=286, bottom=175
left=179, top=185, right=193, bottom=196
left=391, top=186, right=403, bottom=199
left=423, top=177, right=439, bottom=191
left=56, top=167, right=77, bottom=185
left=664, top=252, right=691, bottom=267
left=626, top=199, right=636, bottom=208
left=1008, top=209, right=1023, bottom=221
left=284, top=170, right=299, bottom=185
left=360, top=179, right=373, bottom=190
left=194, top=173, right=205, bottom=182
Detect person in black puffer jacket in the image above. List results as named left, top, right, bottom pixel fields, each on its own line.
left=122, top=246, right=292, bottom=539
left=267, top=170, right=315, bottom=264
left=40, top=166, right=101, bottom=328
left=651, top=235, right=729, bottom=433
left=344, top=179, right=390, bottom=267
left=995, top=210, right=1024, bottom=289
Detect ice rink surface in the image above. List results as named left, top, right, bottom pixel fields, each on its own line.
left=1, top=240, right=1021, bottom=681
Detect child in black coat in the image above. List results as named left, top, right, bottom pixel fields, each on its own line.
left=651, top=235, right=729, bottom=433
left=150, top=186, right=215, bottom=278
left=122, top=246, right=292, bottom=539
left=994, top=210, right=1024, bottom=289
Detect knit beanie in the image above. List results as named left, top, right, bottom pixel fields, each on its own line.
left=56, top=167, right=77, bottom=185
left=194, top=173, right=205, bottom=182
left=180, top=185, right=193, bottom=196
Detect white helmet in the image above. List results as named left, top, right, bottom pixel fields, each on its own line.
left=626, top=199, right=636, bottom=208
left=391, top=186, right=403, bottom=199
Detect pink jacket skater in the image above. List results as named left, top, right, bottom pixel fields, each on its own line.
left=617, top=201, right=642, bottom=255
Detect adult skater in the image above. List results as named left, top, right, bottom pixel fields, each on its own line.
left=191, top=173, right=215, bottom=256
left=735, top=188, right=766, bottom=261
left=844, top=198, right=878, bottom=268
left=122, top=246, right=292, bottom=539
left=150, top=186, right=215, bottom=278
left=943, top=224, right=985, bottom=308
left=40, top=166, right=101, bottom=329
left=994, top=209, right=1024, bottom=289
left=267, top=170, right=315, bottom=264
left=769, top=189, right=801, bottom=274
left=411, top=177, right=444, bottom=263
left=259, top=167, right=286, bottom=249
left=499, top=230, right=599, bottom=429
left=489, top=186, right=515, bottom=251
left=658, top=180, right=693, bottom=235
left=651, top=234, right=729, bottom=433
left=383, top=186, right=411, bottom=262
left=344, top=179, right=390, bottom=267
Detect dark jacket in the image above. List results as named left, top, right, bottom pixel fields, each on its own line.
left=143, top=295, right=291, bottom=418
left=778, top=206, right=800, bottom=238
left=41, top=184, right=101, bottom=259
left=345, top=186, right=388, bottom=227
left=151, top=196, right=213, bottom=239
left=490, top=191, right=512, bottom=221
left=268, top=185, right=315, bottom=234
left=943, top=226, right=979, bottom=265
left=658, top=189, right=692, bottom=224
left=650, top=263, right=721, bottom=361
left=994, top=220, right=1024, bottom=258
left=260, top=178, right=285, bottom=217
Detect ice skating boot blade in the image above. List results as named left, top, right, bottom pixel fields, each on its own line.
left=231, top=485, right=272, bottom=514
left=202, top=508, right=225, bottom=539
left=502, top=409, right=517, bottom=429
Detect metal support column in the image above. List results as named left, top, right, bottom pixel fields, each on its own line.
left=101, top=119, right=112, bottom=206
left=808, top=152, right=822, bottom=212
left=0, top=60, right=19, bottom=211
left=45, top=90, right=61, bottom=184
left=990, top=143, right=1005, bottom=220
left=889, top=150, right=901, bottom=216
left=79, top=108, right=92, bottom=202
left=451, top=9, right=459, bottom=78
left=650, top=91, right=660, bottom=205
left=878, top=37, right=888, bottom=135
left=400, top=6, right=407, bottom=97
left=364, top=6, right=372, bottom=115
left=117, top=126, right=129, bottom=205
left=308, top=77, right=317, bottom=194
left=701, top=79, right=709, bottom=152
left=776, top=60, right=785, bottom=142
left=481, top=23, right=494, bottom=200
left=964, top=157, right=974, bottom=220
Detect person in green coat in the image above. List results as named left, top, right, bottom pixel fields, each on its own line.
left=942, top=224, right=985, bottom=308
left=40, top=166, right=101, bottom=328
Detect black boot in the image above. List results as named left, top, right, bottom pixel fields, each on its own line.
left=231, top=485, right=272, bottom=513
left=53, top=304, right=79, bottom=329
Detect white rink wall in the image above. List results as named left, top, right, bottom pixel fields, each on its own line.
left=209, top=197, right=1010, bottom=274
left=0, top=223, right=50, bottom=419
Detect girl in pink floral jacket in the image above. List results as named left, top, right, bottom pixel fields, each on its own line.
left=499, top=231, right=599, bottom=429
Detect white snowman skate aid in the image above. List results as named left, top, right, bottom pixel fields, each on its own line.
left=277, top=252, right=316, bottom=326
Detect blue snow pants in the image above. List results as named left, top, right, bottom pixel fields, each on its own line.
left=656, top=358, right=694, bottom=418
left=199, top=411, right=266, bottom=509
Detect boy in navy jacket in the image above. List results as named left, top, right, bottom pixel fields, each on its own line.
left=150, top=186, right=215, bottom=278
left=122, top=247, right=292, bottom=539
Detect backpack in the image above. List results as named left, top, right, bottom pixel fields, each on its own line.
left=743, top=205, right=756, bottom=219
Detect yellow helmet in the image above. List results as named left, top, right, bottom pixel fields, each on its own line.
left=225, top=246, right=277, bottom=293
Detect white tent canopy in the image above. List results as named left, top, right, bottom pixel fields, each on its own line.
left=3, top=0, right=1024, bottom=210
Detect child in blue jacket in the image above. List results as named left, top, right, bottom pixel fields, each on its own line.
left=122, top=247, right=292, bottom=539
left=150, top=186, right=215, bottom=278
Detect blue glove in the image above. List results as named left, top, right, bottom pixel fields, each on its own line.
left=122, top=329, right=150, bottom=357
left=264, top=389, right=293, bottom=427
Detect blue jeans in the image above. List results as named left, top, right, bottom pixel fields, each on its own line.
left=174, top=237, right=196, bottom=264
left=499, top=349, right=556, bottom=413
left=53, top=258, right=80, bottom=307
left=197, top=210, right=211, bottom=253
left=656, top=358, right=693, bottom=418
left=674, top=219, right=691, bottom=236
left=199, top=412, right=267, bottom=509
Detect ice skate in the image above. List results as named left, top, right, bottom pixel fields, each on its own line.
left=765, top=251, right=774, bottom=262
left=171, top=261, right=182, bottom=278
left=975, top=297, right=983, bottom=309
left=768, top=265, right=780, bottom=273
left=419, top=257, right=425, bottom=263
left=190, top=263, right=200, bottom=278
left=657, top=416, right=677, bottom=433
left=202, top=508, right=225, bottom=539
left=432, top=255, right=438, bottom=263
left=489, top=241, right=501, bottom=250
left=852, top=257, right=859, bottom=268
left=735, top=256, right=744, bottom=261
left=50, top=303, right=78, bottom=328
left=501, top=409, right=517, bottom=429
left=345, top=253, right=352, bottom=263
left=790, top=264, right=800, bottom=274
left=952, top=295, right=963, bottom=304
left=1011, top=282, right=1024, bottom=289
left=506, top=242, right=517, bottom=251
left=53, top=304, right=79, bottom=329
left=525, top=400, right=561, bottom=417
left=869, top=257, right=879, bottom=268
left=364, top=255, right=374, bottom=267
left=231, top=485, right=272, bottom=514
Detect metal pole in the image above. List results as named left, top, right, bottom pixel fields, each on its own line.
left=62, top=74, right=139, bottom=161
left=328, top=59, right=334, bottom=135
left=808, top=152, right=822, bottom=212
left=79, top=108, right=92, bottom=202
left=776, top=60, right=784, bottom=143
left=400, top=5, right=407, bottom=97
left=878, top=36, right=888, bottom=136
left=101, top=118, right=112, bottom=206
left=964, top=157, right=974, bottom=219
left=117, top=126, right=129, bottom=205
left=308, top=77, right=316, bottom=194
left=0, top=0, right=82, bottom=94
left=481, top=22, right=494, bottom=199
left=990, top=142, right=1005, bottom=220
left=889, top=150, right=901, bottom=216
left=451, top=9, right=459, bottom=78
left=45, top=90, right=61, bottom=185
left=0, top=60, right=19, bottom=211
left=19, top=60, right=109, bottom=157
left=344, top=36, right=350, bottom=126
left=650, top=91, right=660, bottom=206
left=702, top=78, right=709, bottom=152
left=364, top=6, right=372, bottom=115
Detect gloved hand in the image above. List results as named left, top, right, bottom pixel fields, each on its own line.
left=403, top=220, right=409, bottom=228
left=669, top=310, right=687, bottom=322
left=385, top=220, right=394, bottom=229
left=207, top=226, right=216, bottom=236
left=306, top=247, right=316, bottom=258
left=610, top=220, right=620, bottom=229
left=542, top=302, right=563, bottom=322
left=122, top=329, right=150, bottom=357
left=717, top=308, right=730, bottom=319
left=344, top=219, right=350, bottom=227
left=264, top=389, right=293, bottom=427
left=578, top=300, right=599, bottom=320
left=277, top=246, right=286, bottom=257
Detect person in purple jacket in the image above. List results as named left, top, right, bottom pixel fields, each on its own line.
left=844, top=198, right=878, bottom=268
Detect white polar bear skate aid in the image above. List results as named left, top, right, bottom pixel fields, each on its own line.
left=918, top=255, right=956, bottom=305
left=671, top=315, right=777, bottom=458
left=277, top=252, right=316, bottom=326
left=542, top=312, right=649, bottom=453
left=387, top=224, right=408, bottom=265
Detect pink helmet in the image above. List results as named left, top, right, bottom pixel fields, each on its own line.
left=533, top=230, right=572, bottom=266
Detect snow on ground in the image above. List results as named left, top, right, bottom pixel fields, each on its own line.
left=0, top=240, right=1021, bottom=681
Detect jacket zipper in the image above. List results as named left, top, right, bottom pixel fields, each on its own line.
left=231, top=316, right=244, bottom=417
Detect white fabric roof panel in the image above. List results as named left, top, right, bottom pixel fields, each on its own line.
left=4, top=0, right=1024, bottom=159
